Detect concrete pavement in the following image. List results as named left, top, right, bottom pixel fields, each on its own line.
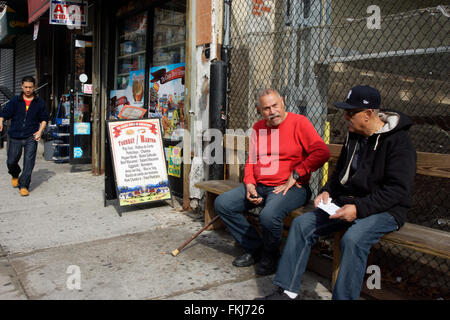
left=0, top=142, right=332, bottom=300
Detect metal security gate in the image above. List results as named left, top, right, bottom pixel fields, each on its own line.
left=14, top=35, right=36, bottom=95
left=0, top=48, right=15, bottom=96
left=227, top=0, right=449, bottom=299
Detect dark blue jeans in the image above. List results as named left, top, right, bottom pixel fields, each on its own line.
left=273, top=209, right=398, bottom=300
left=7, top=136, right=38, bottom=189
left=214, top=183, right=311, bottom=254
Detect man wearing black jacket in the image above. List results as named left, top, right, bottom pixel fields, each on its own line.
left=0, top=76, right=49, bottom=196
left=256, top=85, right=417, bottom=300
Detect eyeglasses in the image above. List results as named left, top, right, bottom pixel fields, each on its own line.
left=344, top=109, right=365, bottom=118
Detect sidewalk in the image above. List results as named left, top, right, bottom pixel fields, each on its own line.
left=0, top=142, right=332, bottom=300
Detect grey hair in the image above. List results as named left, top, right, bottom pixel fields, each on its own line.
left=255, top=88, right=281, bottom=106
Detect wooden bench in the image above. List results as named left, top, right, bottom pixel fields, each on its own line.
left=195, top=133, right=450, bottom=293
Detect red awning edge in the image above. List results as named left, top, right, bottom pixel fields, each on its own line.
left=28, top=0, right=50, bottom=24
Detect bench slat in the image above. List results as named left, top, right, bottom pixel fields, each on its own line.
left=416, top=152, right=450, bottom=179
left=195, top=180, right=241, bottom=194
left=381, top=222, right=450, bottom=260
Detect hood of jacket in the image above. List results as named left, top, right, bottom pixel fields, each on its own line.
left=340, top=110, right=412, bottom=185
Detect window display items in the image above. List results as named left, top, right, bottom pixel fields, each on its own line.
left=132, top=77, right=144, bottom=103
left=60, top=94, right=71, bottom=119
left=116, top=12, right=147, bottom=90
left=73, top=93, right=85, bottom=123
left=148, top=63, right=185, bottom=140
left=109, top=92, right=129, bottom=120
left=152, top=8, right=185, bottom=67
left=118, top=105, right=147, bottom=119
left=109, top=68, right=146, bottom=120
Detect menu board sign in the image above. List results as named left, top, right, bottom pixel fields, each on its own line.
left=107, top=119, right=171, bottom=206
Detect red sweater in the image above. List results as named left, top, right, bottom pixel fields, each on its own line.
left=244, top=113, right=330, bottom=186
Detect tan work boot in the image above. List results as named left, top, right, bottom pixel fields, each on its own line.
left=11, top=178, right=19, bottom=188
left=20, top=188, right=29, bottom=196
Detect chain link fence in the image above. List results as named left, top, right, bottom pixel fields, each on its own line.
left=226, top=0, right=449, bottom=299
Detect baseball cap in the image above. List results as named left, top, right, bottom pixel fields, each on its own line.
left=334, top=85, right=381, bottom=110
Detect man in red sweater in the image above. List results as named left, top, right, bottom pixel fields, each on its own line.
left=214, top=88, right=330, bottom=275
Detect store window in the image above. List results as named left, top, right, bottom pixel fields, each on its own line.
left=116, top=12, right=147, bottom=91
left=110, top=0, right=186, bottom=131
left=152, top=8, right=185, bottom=67
left=150, top=7, right=186, bottom=140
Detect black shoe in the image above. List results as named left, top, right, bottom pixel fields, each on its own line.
left=254, top=287, right=298, bottom=300
left=255, top=250, right=279, bottom=276
left=232, top=253, right=256, bottom=267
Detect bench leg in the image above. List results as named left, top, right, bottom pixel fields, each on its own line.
left=204, top=192, right=225, bottom=231
left=331, top=229, right=346, bottom=292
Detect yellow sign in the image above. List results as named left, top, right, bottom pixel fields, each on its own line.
left=168, top=146, right=181, bottom=178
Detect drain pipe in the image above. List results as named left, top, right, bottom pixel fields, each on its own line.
left=222, top=0, right=231, bottom=129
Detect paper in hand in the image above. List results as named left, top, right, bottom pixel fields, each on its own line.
left=318, top=198, right=341, bottom=216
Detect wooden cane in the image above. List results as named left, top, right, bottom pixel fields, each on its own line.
left=171, top=215, right=221, bottom=257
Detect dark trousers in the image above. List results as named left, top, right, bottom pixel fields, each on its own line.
left=7, top=136, right=38, bottom=189
left=214, top=183, right=311, bottom=254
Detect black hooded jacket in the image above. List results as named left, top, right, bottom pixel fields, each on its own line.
left=0, top=93, right=49, bottom=139
left=321, top=110, right=416, bottom=228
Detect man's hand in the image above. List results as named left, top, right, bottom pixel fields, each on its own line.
left=33, top=121, right=47, bottom=142
left=33, top=130, right=43, bottom=142
left=246, top=183, right=262, bottom=205
left=314, top=191, right=330, bottom=208
left=329, top=204, right=357, bottom=222
left=273, top=172, right=299, bottom=195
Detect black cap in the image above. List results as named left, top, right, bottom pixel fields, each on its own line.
left=334, top=85, right=381, bottom=110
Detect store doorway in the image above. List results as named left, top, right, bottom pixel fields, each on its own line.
left=70, top=34, right=93, bottom=165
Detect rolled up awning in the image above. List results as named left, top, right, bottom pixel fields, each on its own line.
left=0, top=5, right=31, bottom=45
left=28, top=0, right=50, bottom=24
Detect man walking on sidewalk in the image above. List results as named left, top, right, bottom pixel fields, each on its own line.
left=0, top=76, right=49, bottom=196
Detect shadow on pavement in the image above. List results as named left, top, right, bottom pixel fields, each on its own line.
left=30, top=168, right=56, bottom=191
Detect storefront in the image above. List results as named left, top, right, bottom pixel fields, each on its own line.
left=108, top=0, right=186, bottom=197
left=23, top=0, right=95, bottom=165
left=0, top=4, right=33, bottom=96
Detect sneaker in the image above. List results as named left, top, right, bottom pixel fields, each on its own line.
left=11, top=178, right=19, bottom=188
left=19, top=188, right=29, bottom=196
left=254, top=287, right=298, bottom=300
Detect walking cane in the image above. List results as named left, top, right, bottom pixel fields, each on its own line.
left=171, top=215, right=221, bottom=257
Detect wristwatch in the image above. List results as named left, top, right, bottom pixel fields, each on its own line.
left=293, top=170, right=300, bottom=180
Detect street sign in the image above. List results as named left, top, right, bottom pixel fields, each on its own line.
left=49, top=0, right=87, bottom=27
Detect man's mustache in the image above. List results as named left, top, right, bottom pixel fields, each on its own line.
left=269, top=113, right=280, bottom=120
